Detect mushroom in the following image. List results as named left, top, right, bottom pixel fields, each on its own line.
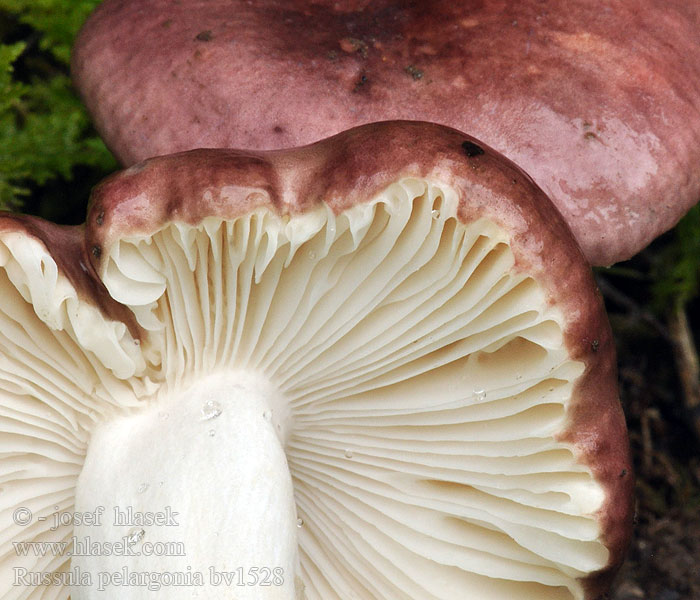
left=71, top=0, right=700, bottom=266
left=1, top=121, right=631, bottom=599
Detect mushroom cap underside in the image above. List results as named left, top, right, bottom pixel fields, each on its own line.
left=0, top=122, right=632, bottom=599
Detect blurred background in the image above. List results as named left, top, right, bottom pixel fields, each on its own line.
left=1, top=2, right=699, bottom=598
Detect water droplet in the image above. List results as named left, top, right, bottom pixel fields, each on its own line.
left=296, top=518, right=304, bottom=528
left=158, top=411, right=169, bottom=421
left=208, top=429, right=216, bottom=437
left=515, top=374, right=523, bottom=380
left=308, top=250, right=317, bottom=260
left=134, top=339, right=141, bottom=346
left=329, top=226, right=337, bottom=235
left=263, top=410, right=273, bottom=422
left=344, top=449, right=354, bottom=459
left=201, top=399, right=222, bottom=420
left=138, top=483, right=149, bottom=493
left=473, top=388, right=486, bottom=402
left=159, top=481, right=164, bottom=487
left=431, top=208, right=440, bottom=220
left=126, top=528, right=145, bottom=546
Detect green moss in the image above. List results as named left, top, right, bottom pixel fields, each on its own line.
left=652, top=204, right=700, bottom=312
left=0, top=0, right=116, bottom=214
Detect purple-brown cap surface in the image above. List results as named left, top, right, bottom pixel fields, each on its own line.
left=0, top=122, right=632, bottom=599
left=72, top=0, right=700, bottom=266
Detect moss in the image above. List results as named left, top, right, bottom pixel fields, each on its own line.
left=0, top=1, right=116, bottom=215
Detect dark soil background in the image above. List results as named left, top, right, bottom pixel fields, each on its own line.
left=600, top=249, right=700, bottom=600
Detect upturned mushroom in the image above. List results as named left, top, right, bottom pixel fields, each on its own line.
left=72, top=0, right=700, bottom=266
left=1, top=122, right=632, bottom=599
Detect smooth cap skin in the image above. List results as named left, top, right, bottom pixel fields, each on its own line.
left=72, top=0, right=700, bottom=266
left=0, top=122, right=631, bottom=599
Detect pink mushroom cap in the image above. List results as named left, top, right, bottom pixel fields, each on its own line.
left=73, top=0, right=700, bottom=266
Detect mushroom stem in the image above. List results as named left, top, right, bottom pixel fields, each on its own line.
left=71, top=372, right=300, bottom=598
